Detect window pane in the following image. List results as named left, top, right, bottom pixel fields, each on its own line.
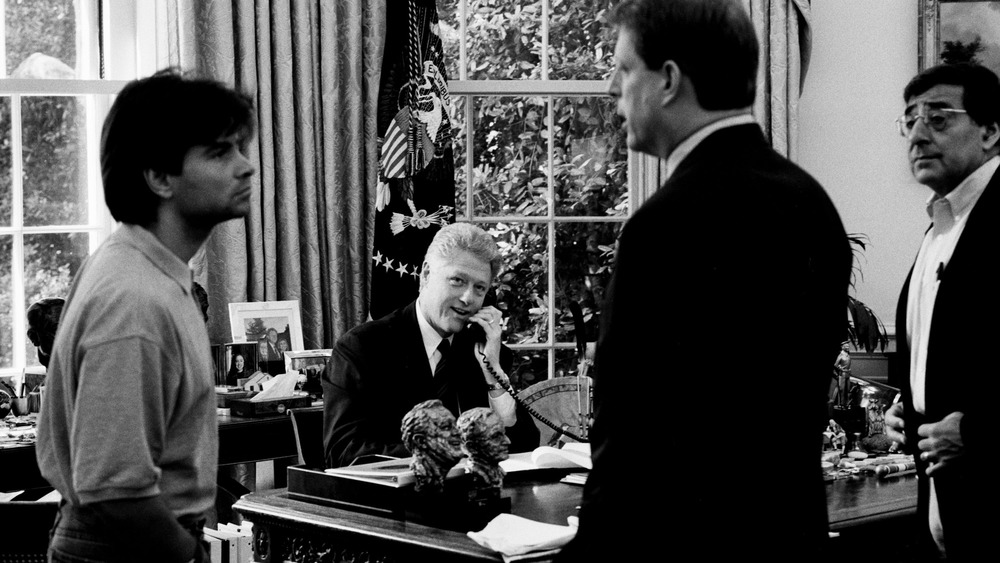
left=554, top=221, right=618, bottom=343
left=472, top=96, right=548, bottom=216
left=452, top=95, right=469, bottom=219
left=550, top=0, right=616, bottom=80
left=485, top=221, right=549, bottom=345
left=553, top=96, right=627, bottom=217
left=554, top=348, right=591, bottom=379
left=466, top=0, right=542, bottom=80
left=22, top=96, right=88, bottom=226
left=22, top=232, right=88, bottom=365
left=0, top=235, right=12, bottom=367
left=5, top=0, right=82, bottom=79
left=509, top=348, right=547, bottom=391
left=0, top=96, right=10, bottom=226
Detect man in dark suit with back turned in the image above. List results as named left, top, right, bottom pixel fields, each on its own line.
left=884, top=63, right=1000, bottom=562
left=322, top=222, right=538, bottom=468
left=555, top=1, right=851, bottom=561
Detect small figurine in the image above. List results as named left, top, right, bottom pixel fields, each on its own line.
left=832, top=341, right=852, bottom=409
left=401, top=399, right=464, bottom=493
left=457, top=407, right=510, bottom=490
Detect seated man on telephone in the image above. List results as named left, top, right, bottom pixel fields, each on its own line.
left=322, top=222, right=539, bottom=468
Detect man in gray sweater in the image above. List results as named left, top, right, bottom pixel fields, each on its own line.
left=36, top=68, right=256, bottom=563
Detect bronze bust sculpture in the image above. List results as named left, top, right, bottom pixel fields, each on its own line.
left=457, top=407, right=510, bottom=490
left=27, top=297, right=65, bottom=368
left=401, top=399, right=464, bottom=493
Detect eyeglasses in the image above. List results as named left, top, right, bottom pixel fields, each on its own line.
left=896, top=108, right=968, bottom=136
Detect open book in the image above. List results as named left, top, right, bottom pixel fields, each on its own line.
left=500, top=442, right=592, bottom=473
left=324, top=456, right=466, bottom=487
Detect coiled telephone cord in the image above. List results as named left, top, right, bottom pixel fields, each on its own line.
left=478, top=347, right=589, bottom=443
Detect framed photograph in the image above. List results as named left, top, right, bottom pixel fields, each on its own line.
left=223, top=343, right=260, bottom=387
left=228, top=300, right=305, bottom=354
left=283, top=349, right=332, bottom=373
left=920, top=0, right=1000, bottom=78
left=284, top=349, right=332, bottom=400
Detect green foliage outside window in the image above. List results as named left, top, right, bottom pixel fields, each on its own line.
left=441, top=0, right=625, bottom=387
left=1, top=0, right=87, bottom=367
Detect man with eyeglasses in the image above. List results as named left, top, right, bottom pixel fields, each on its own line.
left=885, top=62, right=1000, bottom=562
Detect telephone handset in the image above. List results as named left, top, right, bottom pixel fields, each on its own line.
left=466, top=321, right=487, bottom=344
left=464, top=288, right=496, bottom=344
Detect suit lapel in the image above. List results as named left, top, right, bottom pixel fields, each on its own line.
left=941, top=168, right=1000, bottom=280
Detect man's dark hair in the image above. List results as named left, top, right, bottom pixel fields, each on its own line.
left=903, top=62, right=1000, bottom=130
left=607, top=0, right=758, bottom=110
left=100, top=67, right=255, bottom=226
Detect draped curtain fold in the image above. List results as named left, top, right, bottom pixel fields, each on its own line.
left=156, top=0, right=385, bottom=348
left=748, top=0, right=811, bottom=159
left=632, top=0, right=811, bottom=206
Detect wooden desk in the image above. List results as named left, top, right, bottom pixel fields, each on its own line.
left=233, top=472, right=581, bottom=563
left=826, top=472, right=920, bottom=561
left=827, top=472, right=918, bottom=530
left=0, top=412, right=310, bottom=493
left=233, top=471, right=919, bottom=563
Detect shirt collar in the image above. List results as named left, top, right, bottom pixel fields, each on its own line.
left=114, top=223, right=194, bottom=295
left=924, top=155, right=998, bottom=223
left=415, top=297, right=451, bottom=360
left=665, top=114, right=756, bottom=179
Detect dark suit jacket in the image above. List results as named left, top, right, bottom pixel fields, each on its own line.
left=893, top=171, right=1000, bottom=561
left=259, top=340, right=280, bottom=362
left=556, top=124, right=851, bottom=562
left=322, top=300, right=539, bottom=468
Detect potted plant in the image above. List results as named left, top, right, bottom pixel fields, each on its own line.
left=845, top=233, right=888, bottom=353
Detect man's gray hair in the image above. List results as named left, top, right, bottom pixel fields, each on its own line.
left=424, top=222, right=503, bottom=280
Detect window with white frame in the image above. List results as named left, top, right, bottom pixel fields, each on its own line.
left=0, top=0, right=150, bottom=374
left=440, top=0, right=629, bottom=390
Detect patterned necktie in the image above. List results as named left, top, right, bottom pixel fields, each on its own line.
left=434, top=338, right=451, bottom=379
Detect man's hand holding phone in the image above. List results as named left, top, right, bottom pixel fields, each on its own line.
left=469, top=305, right=506, bottom=389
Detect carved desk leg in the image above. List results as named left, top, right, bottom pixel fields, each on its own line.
left=250, top=516, right=397, bottom=563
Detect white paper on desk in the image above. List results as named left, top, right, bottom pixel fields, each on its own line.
left=38, top=489, right=62, bottom=503
left=250, top=371, right=299, bottom=402
left=467, top=513, right=577, bottom=557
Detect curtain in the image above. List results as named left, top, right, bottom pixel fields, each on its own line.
left=747, top=0, right=812, bottom=159
left=157, top=0, right=385, bottom=349
left=632, top=0, right=811, bottom=206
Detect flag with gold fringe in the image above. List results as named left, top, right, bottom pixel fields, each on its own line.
left=370, top=0, right=455, bottom=321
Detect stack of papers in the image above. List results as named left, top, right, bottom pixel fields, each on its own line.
left=559, top=472, right=587, bottom=486
left=249, top=371, right=299, bottom=402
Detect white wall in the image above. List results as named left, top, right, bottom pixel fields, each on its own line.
left=798, top=1, right=930, bottom=342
